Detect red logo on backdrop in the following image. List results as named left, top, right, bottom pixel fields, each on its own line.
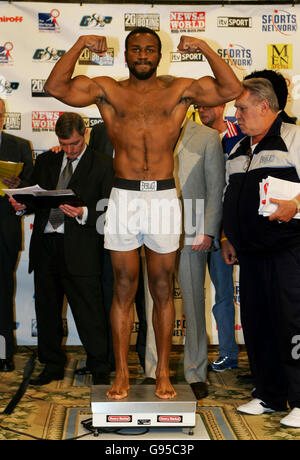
left=157, top=415, right=183, bottom=423
left=0, top=42, right=14, bottom=65
left=32, top=111, right=63, bottom=132
left=106, top=415, right=132, bottom=423
left=170, top=11, right=205, bottom=33
left=0, top=16, right=23, bottom=23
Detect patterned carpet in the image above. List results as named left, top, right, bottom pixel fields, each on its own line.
left=0, top=346, right=299, bottom=440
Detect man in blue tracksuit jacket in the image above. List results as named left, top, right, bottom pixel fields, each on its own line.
left=222, top=77, right=300, bottom=428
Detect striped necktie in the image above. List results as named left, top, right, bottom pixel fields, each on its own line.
left=48, top=158, right=74, bottom=230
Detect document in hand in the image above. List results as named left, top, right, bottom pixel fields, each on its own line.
left=0, top=160, right=24, bottom=196
left=3, top=185, right=83, bottom=208
left=259, top=176, right=300, bottom=219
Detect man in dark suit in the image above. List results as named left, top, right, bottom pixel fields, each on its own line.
left=11, top=112, right=114, bottom=385
left=89, top=122, right=147, bottom=373
left=0, top=98, right=33, bottom=372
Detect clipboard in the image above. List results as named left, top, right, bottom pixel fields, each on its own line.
left=3, top=185, right=84, bottom=208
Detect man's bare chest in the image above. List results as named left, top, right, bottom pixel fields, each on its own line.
left=98, top=81, right=189, bottom=127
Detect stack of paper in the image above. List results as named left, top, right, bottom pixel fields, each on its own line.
left=2, top=185, right=75, bottom=198
left=259, top=176, right=300, bottom=219
left=3, top=184, right=82, bottom=208
left=0, top=160, right=24, bottom=196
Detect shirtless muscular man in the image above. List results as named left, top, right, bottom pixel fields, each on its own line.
left=44, top=27, right=241, bottom=400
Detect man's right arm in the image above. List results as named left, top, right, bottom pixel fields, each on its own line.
left=44, top=35, right=109, bottom=107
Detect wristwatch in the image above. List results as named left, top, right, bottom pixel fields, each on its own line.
left=292, top=197, right=300, bottom=214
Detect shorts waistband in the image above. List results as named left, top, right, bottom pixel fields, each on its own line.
left=113, top=177, right=176, bottom=192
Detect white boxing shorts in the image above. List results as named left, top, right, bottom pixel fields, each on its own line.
left=104, top=178, right=181, bottom=254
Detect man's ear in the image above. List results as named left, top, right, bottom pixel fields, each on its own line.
left=260, top=99, right=270, bottom=113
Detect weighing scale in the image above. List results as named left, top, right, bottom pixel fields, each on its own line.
left=91, top=384, right=197, bottom=435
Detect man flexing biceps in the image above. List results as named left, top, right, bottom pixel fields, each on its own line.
left=45, top=27, right=241, bottom=400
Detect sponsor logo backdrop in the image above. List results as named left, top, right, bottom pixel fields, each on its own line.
left=1, top=2, right=300, bottom=346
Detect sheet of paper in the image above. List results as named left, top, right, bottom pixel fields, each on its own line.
left=2, top=184, right=46, bottom=198
left=259, top=176, right=300, bottom=219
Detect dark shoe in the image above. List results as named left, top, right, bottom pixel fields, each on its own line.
left=190, top=382, right=208, bottom=400
left=0, top=358, right=15, bottom=372
left=75, top=366, right=92, bottom=376
left=30, top=368, right=64, bottom=386
left=92, top=372, right=110, bottom=385
left=141, top=377, right=156, bottom=385
left=209, top=356, right=238, bottom=372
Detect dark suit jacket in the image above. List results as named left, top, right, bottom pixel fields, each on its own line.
left=0, top=131, right=33, bottom=252
left=28, top=146, right=114, bottom=276
left=89, top=122, right=114, bottom=158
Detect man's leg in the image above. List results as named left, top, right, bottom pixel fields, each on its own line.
left=107, top=249, right=140, bottom=400
left=208, top=249, right=238, bottom=361
left=145, top=247, right=177, bottom=399
left=63, top=273, right=110, bottom=380
left=179, top=250, right=208, bottom=385
left=101, top=249, right=115, bottom=371
left=135, top=252, right=147, bottom=371
left=272, top=247, right=300, bottom=410
left=33, top=235, right=66, bottom=373
left=0, top=242, right=19, bottom=364
left=239, top=252, right=288, bottom=411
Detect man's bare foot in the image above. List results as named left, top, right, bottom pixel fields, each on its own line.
left=106, top=375, right=130, bottom=400
left=155, top=376, right=177, bottom=399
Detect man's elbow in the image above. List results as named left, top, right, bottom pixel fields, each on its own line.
left=44, top=79, right=55, bottom=96
left=227, top=81, right=243, bottom=101
left=44, top=79, right=64, bottom=99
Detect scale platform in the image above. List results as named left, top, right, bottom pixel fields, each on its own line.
left=91, top=384, right=197, bottom=430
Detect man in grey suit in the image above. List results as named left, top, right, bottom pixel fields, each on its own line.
left=175, top=117, right=225, bottom=399
left=0, top=98, right=33, bottom=372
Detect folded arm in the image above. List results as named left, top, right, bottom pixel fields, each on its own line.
left=44, top=35, right=110, bottom=107
left=178, top=36, right=242, bottom=106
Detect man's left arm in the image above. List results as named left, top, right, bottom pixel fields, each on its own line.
left=192, top=130, right=225, bottom=251
left=80, top=154, right=114, bottom=228
left=2, top=138, right=33, bottom=189
left=268, top=136, right=300, bottom=222
left=19, top=139, right=34, bottom=187
left=268, top=195, right=300, bottom=223
left=178, top=36, right=242, bottom=106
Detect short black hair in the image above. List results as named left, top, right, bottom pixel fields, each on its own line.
left=55, top=112, right=86, bottom=139
left=125, top=27, right=162, bottom=54
left=244, top=70, right=287, bottom=111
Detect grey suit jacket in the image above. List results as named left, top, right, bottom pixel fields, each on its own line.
left=174, top=119, right=225, bottom=247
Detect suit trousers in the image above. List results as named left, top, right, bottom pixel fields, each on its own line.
left=0, top=239, right=19, bottom=359
left=179, top=249, right=208, bottom=384
left=34, top=233, right=109, bottom=374
left=239, top=247, right=300, bottom=410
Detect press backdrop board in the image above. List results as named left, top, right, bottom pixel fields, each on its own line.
left=1, top=1, right=300, bottom=346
